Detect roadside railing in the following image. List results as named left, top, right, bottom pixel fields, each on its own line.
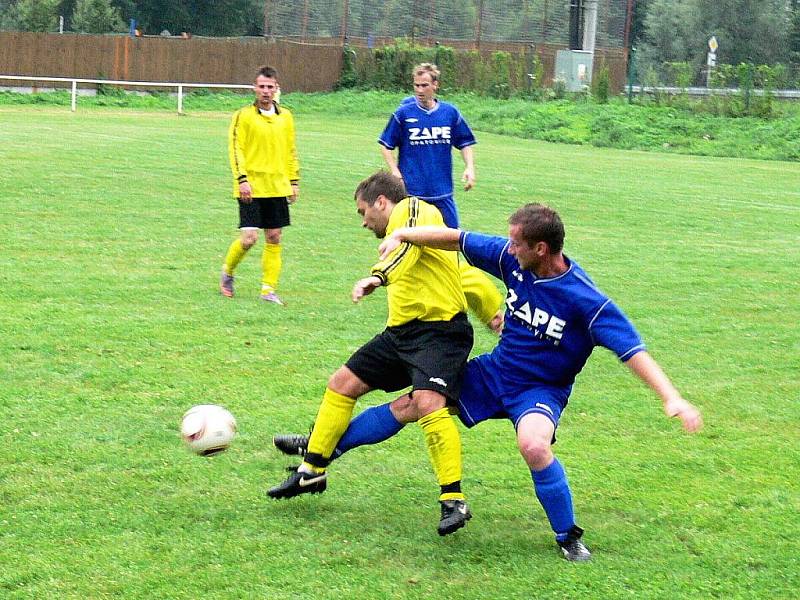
left=0, top=75, right=253, bottom=114
left=630, top=85, right=800, bottom=99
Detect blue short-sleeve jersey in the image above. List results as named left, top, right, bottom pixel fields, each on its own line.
left=459, top=231, right=646, bottom=388
left=378, top=100, right=476, bottom=202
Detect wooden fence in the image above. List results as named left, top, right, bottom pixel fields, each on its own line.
left=0, top=32, right=627, bottom=93
left=0, top=32, right=343, bottom=91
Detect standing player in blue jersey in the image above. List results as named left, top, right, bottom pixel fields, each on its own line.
left=274, top=203, right=703, bottom=561
left=379, top=63, right=504, bottom=333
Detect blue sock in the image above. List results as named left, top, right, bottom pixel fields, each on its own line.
left=531, top=458, right=575, bottom=541
left=332, top=402, right=404, bottom=459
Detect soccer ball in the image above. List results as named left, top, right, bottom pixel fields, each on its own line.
left=180, top=404, right=237, bottom=455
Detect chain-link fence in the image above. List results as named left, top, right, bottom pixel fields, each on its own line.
left=264, top=0, right=629, bottom=49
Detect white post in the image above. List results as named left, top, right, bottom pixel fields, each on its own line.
left=59, top=16, right=64, bottom=34
left=71, top=80, right=77, bottom=112
left=582, top=0, right=598, bottom=54
left=177, top=84, right=183, bottom=114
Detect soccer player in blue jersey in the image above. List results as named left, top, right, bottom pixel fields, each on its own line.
left=379, top=63, right=504, bottom=333
left=274, top=203, right=703, bottom=561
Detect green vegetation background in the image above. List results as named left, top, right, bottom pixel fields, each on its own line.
left=3, top=88, right=800, bottom=161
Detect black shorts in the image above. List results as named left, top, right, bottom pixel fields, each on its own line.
left=345, top=313, right=473, bottom=402
left=238, top=197, right=291, bottom=229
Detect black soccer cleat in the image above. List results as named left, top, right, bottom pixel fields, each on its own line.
left=437, top=499, right=472, bottom=536
left=267, top=465, right=327, bottom=499
left=557, top=525, right=592, bottom=562
left=273, top=433, right=309, bottom=457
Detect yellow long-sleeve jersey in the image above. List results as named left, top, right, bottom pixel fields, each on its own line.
left=371, top=197, right=468, bottom=327
left=228, top=103, right=299, bottom=198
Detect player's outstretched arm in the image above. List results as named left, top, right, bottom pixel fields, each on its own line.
left=378, top=226, right=461, bottom=260
left=625, top=351, right=703, bottom=433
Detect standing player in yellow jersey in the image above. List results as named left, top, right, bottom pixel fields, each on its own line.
left=267, top=171, right=474, bottom=536
left=220, top=66, right=299, bottom=305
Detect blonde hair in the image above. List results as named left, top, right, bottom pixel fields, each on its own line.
left=412, top=63, right=440, bottom=82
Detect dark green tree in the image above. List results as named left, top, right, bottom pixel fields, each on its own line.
left=71, top=0, right=125, bottom=32
left=639, top=0, right=791, bottom=78
left=15, top=0, right=60, bottom=31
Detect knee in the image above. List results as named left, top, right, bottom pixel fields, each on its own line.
left=241, top=231, right=258, bottom=248
left=326, top=368, right=349, bottom=393
left=412, top=391, right=446, bottom=418
left=266, top=229, right=282, bottom=244
left=327, top=367, right=367, bottom=399
left=390, top=394, right=418, bottom=424
left=518, top=437, right=553, bottom=470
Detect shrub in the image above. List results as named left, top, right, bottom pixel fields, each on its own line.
left=593, top=65, right=610, bottom=104
left=336, top=46, right=358, bottom=90
left=489, top=51, right=512, bottom=98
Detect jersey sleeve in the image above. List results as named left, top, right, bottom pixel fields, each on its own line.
left=588, top=300, right=646, bottom=361
left=228, top=109, right=249, bottom=184
left=378, top=112, right=402, bottom=150
left=451, top=110, right=477, bottom=150
left=370, top=198, right=428, bottom=285
left=459, top=231, right=512, bottom=281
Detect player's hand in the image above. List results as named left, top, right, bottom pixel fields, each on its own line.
left=462, top=167, right=475, bottom=191
left=488, top=311, right=504, bottom=335
left=664, top=397, right=703, bottom=433
left=378, top=233, right=402, bottom=260
left=239, top=181, right=253, bottom=203
left=289, top=183, right=299, bottom=204
left=352, top=276, right=383, bottom=303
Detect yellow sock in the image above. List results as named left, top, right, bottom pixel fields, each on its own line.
left=418, top=407, right=465, bottom=502
left=302, top=388, right=357, bottom=473
left=261, top=243, right=282, bottom=292
left=460, top=262, right=503, bottom=325
left=223, top=238, right=248, bottom=275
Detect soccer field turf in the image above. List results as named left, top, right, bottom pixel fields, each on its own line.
left=1, top=105, right=798, bottom=598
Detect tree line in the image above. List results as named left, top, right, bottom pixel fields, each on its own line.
left=632, top=0, right=800, bottom=82
left=0, top=0, right=264, bottom=35
left=3, top=0, right=800, bottom=83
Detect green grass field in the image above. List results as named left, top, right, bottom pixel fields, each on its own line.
left=1, top=103, right=798, bottom=599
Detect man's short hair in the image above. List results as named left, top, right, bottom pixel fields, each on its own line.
left=354, top=171, right=407, bottom=206
left=256, top=65, right=278, bottom=80
left=413, top=62, right=440, bottom=82
left=508, top=204, right=565, bottom=253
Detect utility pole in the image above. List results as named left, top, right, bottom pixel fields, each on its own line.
left=341, top=0, right=349, bottom=45
left=581, top=0, right=598, bottom=54
left=623, top=0, right=635, bottom=65
left=475, top=0, right=484, bottom=50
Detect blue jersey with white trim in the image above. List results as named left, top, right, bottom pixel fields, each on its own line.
left=460, top=231, right=646, bottom=388
left=378, top=99, right=476, bottom=202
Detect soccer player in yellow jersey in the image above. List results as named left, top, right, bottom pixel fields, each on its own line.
left=268, top=171, right=474, bottom=536
left=220, top=65, right=299, bottom=305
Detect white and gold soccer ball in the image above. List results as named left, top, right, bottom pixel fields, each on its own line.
left=180, top=404, right=237, bottom=455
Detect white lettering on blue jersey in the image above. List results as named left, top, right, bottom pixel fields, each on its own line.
left=460, top=231, right=646, bottom=388
left=378, top=100, right=476, bottom=201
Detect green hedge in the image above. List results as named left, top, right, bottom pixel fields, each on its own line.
left=339, top=39, right=534, bottom=98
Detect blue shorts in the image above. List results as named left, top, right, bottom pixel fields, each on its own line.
left=455, top=354, right=570, bottom=432
left=425, top=195, right=460, bottom=229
